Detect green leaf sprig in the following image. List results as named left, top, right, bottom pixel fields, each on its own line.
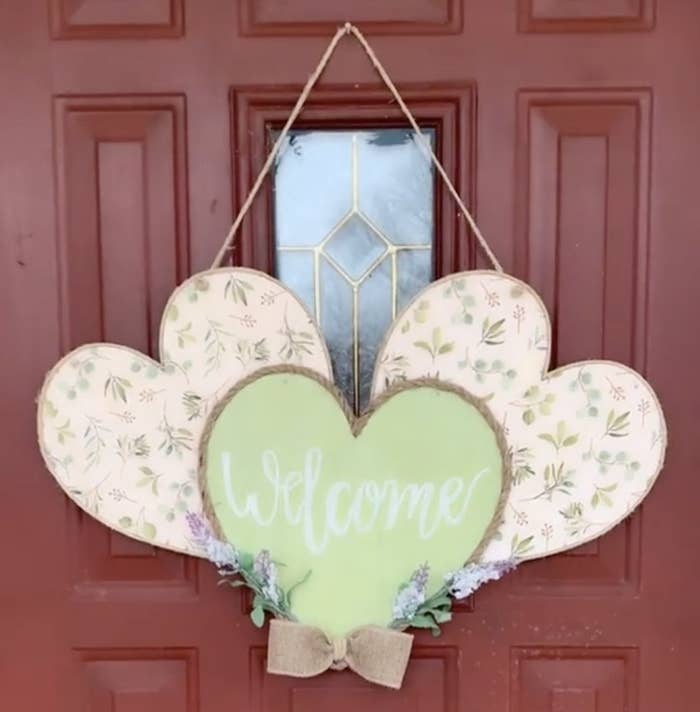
left=390, top=585, right=453, bottom=636
left=220, top=551, right=311, bottom=628
left=186, top=512, right=311, bottom=629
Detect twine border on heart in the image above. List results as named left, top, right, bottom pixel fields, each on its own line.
left=197, top=363, right=514, bottom=623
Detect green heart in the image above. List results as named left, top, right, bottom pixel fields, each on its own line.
left=203, top=370, right=504, bottom=637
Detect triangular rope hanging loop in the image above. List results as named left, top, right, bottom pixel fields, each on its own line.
left=210, top=22, right=504, bottom=273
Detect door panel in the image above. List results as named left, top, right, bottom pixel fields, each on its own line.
left=515, top=90, right=651, bottom=369
left=49, top=0, right=185, bottom=39
left=1, top=1, right=698, bottom=710
left=54, top=95, right=189, bottom=351
left=239, top=0, right=463, bottom=36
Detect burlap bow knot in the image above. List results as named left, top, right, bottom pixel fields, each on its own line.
left=266, top=619, right=414, bottom=689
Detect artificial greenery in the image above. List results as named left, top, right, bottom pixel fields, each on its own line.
left=188, top=512, right=515, bottom=634
left=218, top=550, right=311, bottom=628
left=390, top=559, right=516, bottom=635
left=186, top=512, right=310, bottom=628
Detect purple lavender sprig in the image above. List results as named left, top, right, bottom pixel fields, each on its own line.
left=391, top=562, right=451, bottom=635
left=185, top=512, right=309, bottom=629
left=391, top=559, right=517, bottom=635
left=185, top=511, right=239, bottom=575
left=185, top=511, right=209, bottom=541
left=252, top=550, right=280, bottom=605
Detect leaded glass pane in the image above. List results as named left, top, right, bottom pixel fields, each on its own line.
left=324, top=215, right=387, bottom=281
left=273, top=128, right=435, bottom=412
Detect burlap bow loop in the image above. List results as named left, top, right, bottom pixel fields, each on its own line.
left=266, top=619, right=414, bottom=689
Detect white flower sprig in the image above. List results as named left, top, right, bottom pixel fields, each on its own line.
left=391, top=562, right=452, bottom=635
left=391, top=559, right=517, bottom=635
left=445, top=559, right=516, bottom=599
left=392, top=562, right=429, bottom=621
left=186, top=512, right=310, bottom=627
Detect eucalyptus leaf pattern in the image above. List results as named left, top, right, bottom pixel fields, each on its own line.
left=38, top=268, right=333, bottom=556
left=482, top=361, right=665, bottom=561
left=371, top=271, right=551, bottom=413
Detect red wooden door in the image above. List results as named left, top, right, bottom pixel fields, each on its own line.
left=1, top=1, right=698, bottom=710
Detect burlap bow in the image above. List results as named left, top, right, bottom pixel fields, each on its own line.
left=266, top=619, right=414, bottom=689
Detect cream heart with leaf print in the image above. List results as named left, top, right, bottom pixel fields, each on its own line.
left=37, top=269, right=332, bottom=555
left=372, top=271, right=667, bottom=561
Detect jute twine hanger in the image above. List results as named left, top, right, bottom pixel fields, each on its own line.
left=210, top=22, right=504, bottom=274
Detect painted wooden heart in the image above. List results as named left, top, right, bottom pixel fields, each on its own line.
left=202, top=369, right=506, bottom=636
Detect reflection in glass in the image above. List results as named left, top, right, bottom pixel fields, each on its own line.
left=274, top=129, right=435, bottom=412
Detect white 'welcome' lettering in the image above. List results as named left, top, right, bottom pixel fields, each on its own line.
left=221, top=448, right=491, bottom=555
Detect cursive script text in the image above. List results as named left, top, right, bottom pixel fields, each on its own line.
left=221, top=448, right=491, bottom=555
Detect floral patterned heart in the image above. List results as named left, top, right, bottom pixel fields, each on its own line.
left=37, top=269, right=332, bottom=555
